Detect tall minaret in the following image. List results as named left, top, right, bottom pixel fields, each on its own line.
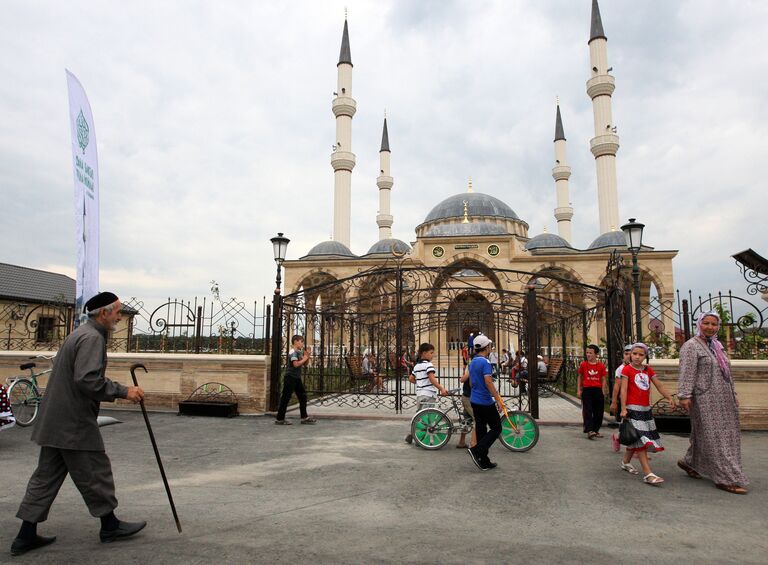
left=331, top=18, right=356, bottom=247
left=376, top=117, right=393, bottom=240
left=587, top=0, right=620, bottom=234
left=552, top=103, right=574, bottom=243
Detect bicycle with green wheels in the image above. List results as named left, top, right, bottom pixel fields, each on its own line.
left=5, top=355, right=54, bottom=427
left=410, top=388, right=540, bottom=452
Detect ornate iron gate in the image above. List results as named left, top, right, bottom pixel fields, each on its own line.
left=270, top=264, right=607, bottom=416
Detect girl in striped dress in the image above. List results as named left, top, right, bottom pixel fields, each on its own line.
left=0, top=384, right=15, bottom=431
left=619, top=343, right=676, bottom=485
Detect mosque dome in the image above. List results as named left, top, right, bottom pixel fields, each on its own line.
left=587, top=231, right=626, bottom=250
left=301, top=240, right=357, bottom=259
left=423, top=192, right=520, bottom=223
left=525, top=233, right=575, bottom=253
left=364, top=238, right=411, bottom=256
left=425, top=223, right=508, bottom=237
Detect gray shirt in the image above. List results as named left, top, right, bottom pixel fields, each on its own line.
left=31, top=320, right=128, bottom=451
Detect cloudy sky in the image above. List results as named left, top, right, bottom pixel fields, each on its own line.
left=1, top=0, right=766, bottom=311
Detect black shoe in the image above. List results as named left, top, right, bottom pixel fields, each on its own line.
left=99, top=520, right=147, bottom=543
left=467, top=447, right=484, bottom=470
left=483, top=461, right=498, bottom=470
left=10, top=535, right=56, bottom=556
left=404, top=434, right=413, bottom=444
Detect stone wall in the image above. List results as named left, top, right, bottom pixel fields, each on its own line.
left=0, top=351, right=271, bottom=414
left=650, top=359, right=768, bottom=430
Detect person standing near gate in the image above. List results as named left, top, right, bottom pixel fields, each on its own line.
left=11, top=292, right=147, bottom=557
left=467, top=335, right=503, bottom=470
left=577, top=344, right=607, bottom=439
left=275, top=335, right=317, bottom=425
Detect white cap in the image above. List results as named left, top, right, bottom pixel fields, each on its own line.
left=473, top=335, right=492, bottom=350
left=537, top=355, right=543, bottom=360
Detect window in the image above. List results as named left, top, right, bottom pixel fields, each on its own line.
left=35, top=316, right=56, bottom=343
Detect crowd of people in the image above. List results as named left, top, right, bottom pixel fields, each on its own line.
left=3, top=302, right=751, bottom=556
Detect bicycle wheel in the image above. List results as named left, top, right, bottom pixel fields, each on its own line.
left=500, top=410, right=539, bottom=452
left=411, top=408, right=452, bottom=450
left=7, top=378, right=39, bottom=427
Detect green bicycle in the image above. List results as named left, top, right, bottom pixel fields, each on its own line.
left=6, top=355, right=53, bottom=427
left=410, top=388, right=539, bottom=452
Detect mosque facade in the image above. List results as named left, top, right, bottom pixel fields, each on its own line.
left=282, top=1, right=677, bottom=352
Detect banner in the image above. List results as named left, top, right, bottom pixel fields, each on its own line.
left=66, top=70, right=100, bottom=325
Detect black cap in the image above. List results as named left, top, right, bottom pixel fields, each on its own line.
left=84, top=292, right=119, bottom=313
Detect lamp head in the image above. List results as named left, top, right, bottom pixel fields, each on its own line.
left=620, top=218, right=645, bottom=253
left=270, top=232, right=290, bottom=264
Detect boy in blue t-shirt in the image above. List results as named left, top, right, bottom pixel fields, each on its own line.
left=467, top=335, right=504, bottom=470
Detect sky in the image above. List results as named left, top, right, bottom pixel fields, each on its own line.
left=1, top=0, right=766, bottom=313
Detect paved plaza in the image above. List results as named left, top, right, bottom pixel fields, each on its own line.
left=1, top=411, right=765, bottom=564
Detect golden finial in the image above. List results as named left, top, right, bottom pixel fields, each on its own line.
left=556, top=95, right=560, bottom=106
left=345, top=6, right=348, bottom=19
left=384, top=108, right=387, bottom=119
left=467, top=177, right=474, bottom=193
left=543, top=226, right=548, bottom=233
left=462, top=200, right=470, bottom=223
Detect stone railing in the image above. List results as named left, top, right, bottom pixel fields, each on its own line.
left=0, top=351, right=271, bottom=415
left=650, top=359, right=768, bottom=430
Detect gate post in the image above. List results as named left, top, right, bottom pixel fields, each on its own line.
left=525, top=284, right=539, bottom=419
left=560, top=318, right=567, bottom=391
left=195, top=305, right=203, bottom=354
left=395, top=266, right=403, bottom=413
left=682, top=299, right=691, bottom=341
left=269, top=290, right=283, bottom=412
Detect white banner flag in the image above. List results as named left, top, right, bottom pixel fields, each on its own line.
left=66, top=70, right=100, bottom=325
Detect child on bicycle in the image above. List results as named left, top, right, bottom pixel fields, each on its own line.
left=619, top=342, right=676, bottom=486
left=405, top=343, right=448, bottom=444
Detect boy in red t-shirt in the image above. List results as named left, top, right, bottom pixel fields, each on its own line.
left=577, top=344, right=607, bottom=439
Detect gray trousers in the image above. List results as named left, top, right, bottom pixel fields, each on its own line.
left=16, top=446, right=118, bottom=523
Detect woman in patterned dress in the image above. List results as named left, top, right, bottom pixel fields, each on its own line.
left=0, top=383, right=16, bottom=431
left=677, top=311, right=749, bottom=494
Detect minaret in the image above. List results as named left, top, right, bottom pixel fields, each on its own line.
left=587, top=0, right=620, bottom=234
left=376, top=117, right=393, bottom=240
left=552, top=103, right=574, bottom=243
left=331, top=18, right=356, bottom=247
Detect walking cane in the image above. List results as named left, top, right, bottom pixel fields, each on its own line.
left=129, top=363, right=182, bottom=533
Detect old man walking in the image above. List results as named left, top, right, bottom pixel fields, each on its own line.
left=10, top=292, right=147, bottom=556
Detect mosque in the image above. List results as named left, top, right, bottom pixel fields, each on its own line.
left=281, top=1, right=677, bottom=351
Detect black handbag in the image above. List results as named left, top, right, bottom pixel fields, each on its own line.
left=619, top=418, right=641, bottom=446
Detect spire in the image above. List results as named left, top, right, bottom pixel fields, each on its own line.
left=380, top=117, right=390, bottom=152
left=590, top=0, right=607, bottom=42
left=554, top=104, right=566, bottom=141
left=338, top=19, right=352, bottom=66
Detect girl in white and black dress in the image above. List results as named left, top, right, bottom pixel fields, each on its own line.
left=619, top=343, right=676, bottom=485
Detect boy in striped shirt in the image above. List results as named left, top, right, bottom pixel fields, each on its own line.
left=404, top=343, right=448, bottom=444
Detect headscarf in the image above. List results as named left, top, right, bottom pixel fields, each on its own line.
left=696, top=311, right=731, bottom=381
left=630, top=342, right=649, bottom=362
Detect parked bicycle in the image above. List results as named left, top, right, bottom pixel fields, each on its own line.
left=410, top=388, right=539, bottom=452
left=6, top=355, right=54, bottom=427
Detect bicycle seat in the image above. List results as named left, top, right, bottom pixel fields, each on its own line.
left=20, top=362, right=36, bottom=370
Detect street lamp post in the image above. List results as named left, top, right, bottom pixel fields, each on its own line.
left=268, top=232, right=290, bottom=411
left=621, top=218, right=645, bottom=342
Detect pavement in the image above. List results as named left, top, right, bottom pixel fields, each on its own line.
left=0, top=412, right=766, bottom=564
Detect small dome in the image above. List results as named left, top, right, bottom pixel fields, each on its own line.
left=364, top=238, right=411, bottom=256
left=301, top=240, right=357, bottom=259
left=424, top=192, right=520, bottom=223
left=587, top=231, right=626, bottom=250
left=525, top=233, right=574, bottom=252
left=425, top=222, right=507, bottom=237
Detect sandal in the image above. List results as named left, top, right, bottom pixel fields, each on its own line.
left=677, top=459, right=702, bottom=479
left=644, top=473, right=665, bottom=485
left=274, top=419, right=292, bottom=425
left=620, top=462, right=639, bottom=475
left=594, top=432, right=604, bottom=438
left=456, top=443, right=467, bottom=449
left=587, top=431, right=597, bottom=440
left=300, top=417, right=317, bottom=424
left=716, top=484, right=748, bottom=495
